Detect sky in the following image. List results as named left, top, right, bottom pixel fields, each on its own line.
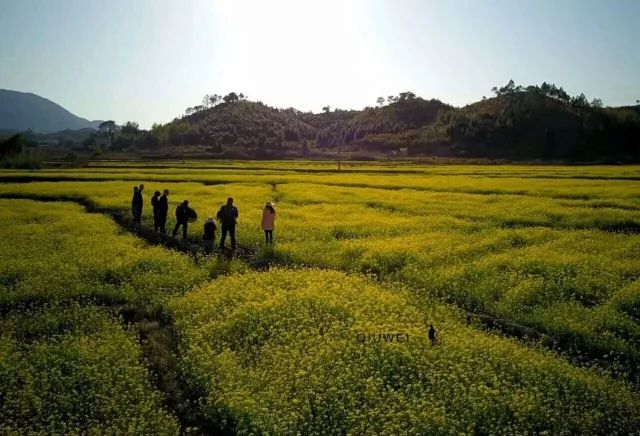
left=1, top=0, right=639, bottom=128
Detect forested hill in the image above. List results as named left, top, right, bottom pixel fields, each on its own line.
left=412, top=83, right=640, bottom=160
left=312, top=97, right=450, bottom=148
left=150, top=93, right=451, bottom=156
left=147, top=84, right=639, bottom=161
left=3, top=84, right=638, bottom=161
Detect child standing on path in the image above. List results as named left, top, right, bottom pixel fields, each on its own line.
left=203, top=217, right=217, bottom=254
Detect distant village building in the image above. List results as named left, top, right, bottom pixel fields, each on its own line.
left=36, top=139, right=59, bottom=147
left=391, top=147, right=409, bottom=156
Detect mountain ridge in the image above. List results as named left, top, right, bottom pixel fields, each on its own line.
left=0, top=89, right=102, bottom=133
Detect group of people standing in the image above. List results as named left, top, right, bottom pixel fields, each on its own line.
left=131, top=185, right=276, bottom=251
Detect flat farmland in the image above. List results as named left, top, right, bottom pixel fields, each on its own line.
left=1, top=162, right=639, bottom=434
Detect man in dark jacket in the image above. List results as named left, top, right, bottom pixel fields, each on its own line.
left=173, top=200, right=190, bottom=239
left=131, top=184, right=144, bottom=223
left=217, top=197, right=238, bottom=249
left=151, top=191, right=161, bottom=231
left=158, top=189, right=169, bottom=234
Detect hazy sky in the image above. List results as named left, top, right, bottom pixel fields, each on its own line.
left=1, top=0, right=639, bottom=128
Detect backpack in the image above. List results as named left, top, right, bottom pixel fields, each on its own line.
left=187, top=207, right=198, bottom=222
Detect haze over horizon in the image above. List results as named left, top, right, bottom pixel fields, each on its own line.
left=1, top=0, right=639, bottom=129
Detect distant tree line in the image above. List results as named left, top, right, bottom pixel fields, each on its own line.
left=78, top=120, right=159, bottom=151
left=409, top=80, right=640, bottom=160
left=0, top=134, right=27, bottom=158
left=54, top=84, right=638, bottom=161
left=0, top=134, right=42, bottom=168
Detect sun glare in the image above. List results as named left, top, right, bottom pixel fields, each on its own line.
left=214, top=0, right=390, bottom=111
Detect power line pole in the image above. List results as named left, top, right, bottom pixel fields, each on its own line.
left=181, top=133, right=185, bottom=164
left=337, top=131, right=343, bottom=172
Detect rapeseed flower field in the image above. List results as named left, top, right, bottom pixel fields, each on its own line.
left=1, top=162, right=639, bottom=434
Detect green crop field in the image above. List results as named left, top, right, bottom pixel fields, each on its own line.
left=1, top=162, right=640, bottom=434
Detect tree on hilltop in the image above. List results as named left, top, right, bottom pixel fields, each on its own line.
left=398, top=91, right=416, bottom=101
left=209, top=94, right=220, bottom=106
left=223, top=92, right=239, bottom=103
left=491, top=79, right=523, bottom=96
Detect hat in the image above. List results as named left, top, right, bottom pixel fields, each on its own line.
left=266, top=201, right=273, bottom=207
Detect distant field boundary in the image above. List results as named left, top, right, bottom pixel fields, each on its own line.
left=2, top=173, right=640, bottom=199
left=1, top=178, right=639, bottom=234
